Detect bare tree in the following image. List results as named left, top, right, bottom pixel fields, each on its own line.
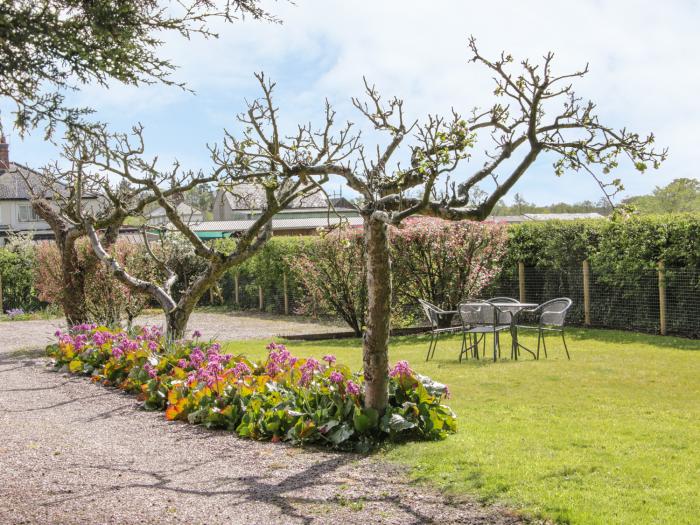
left=237, top=40, right=665, bottom=412
left=23, top=132, right=208, bottom=325
left=55, top=74, right=359, bottom=339
left=339, top=39, right=666, bottom=411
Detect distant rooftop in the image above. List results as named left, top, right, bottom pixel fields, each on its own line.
left=183, top=215, right=364, bottom=235
left=488, top=212, right=605, bottom=224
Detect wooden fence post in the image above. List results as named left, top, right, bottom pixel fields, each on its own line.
left=234, top=274, right=240, bottom=306
left=283, top=273, right=289, bottom=315
left=518, top=262, right=526, bottom=303
left=258, top=285, right=264, bottom=311
left=583, top=259, right=591, bottom=326
left=658, top=260, right=667, bottom=336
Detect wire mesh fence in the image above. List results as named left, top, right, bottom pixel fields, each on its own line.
left=209, top=262, right=700, bottom=339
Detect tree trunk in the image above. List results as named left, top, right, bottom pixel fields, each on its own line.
left=165, top=308, right=191, bottom=342
left=61, top=233, right=89, bottom=326
left=165, top=264, right=227, bottom=341
left=362, top=216, right=392, bottom=412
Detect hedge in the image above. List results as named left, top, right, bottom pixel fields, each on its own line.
left=489, top=214, right=700, bottom=337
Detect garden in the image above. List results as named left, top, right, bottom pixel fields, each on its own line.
left=0, top=214, right=696, bottom=524
left=2, top=3, right=697, bottom=523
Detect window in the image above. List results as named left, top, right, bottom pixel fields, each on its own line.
left=18, top=204, right=40, bottom=222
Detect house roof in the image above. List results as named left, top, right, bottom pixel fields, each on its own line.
left=220, top=184, right=333, bottom=211
left=184, top=215, right=364, bottom=234
left=0, top=163, right=98, bottom=201
left=148, top=202, right=203, bottom=218
left=0, top=163, right=50, bottom=200
left=488, top=212, right=605, bottom=224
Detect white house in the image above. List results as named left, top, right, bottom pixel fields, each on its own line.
left=0, top=136, right=100, bottom=242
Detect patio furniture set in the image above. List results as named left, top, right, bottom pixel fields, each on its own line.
left=419, top=297, right=573, bottom=362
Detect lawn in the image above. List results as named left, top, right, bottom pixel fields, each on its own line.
left=223, top=328, right=700, bottom=525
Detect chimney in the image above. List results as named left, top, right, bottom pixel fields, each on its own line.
left=0, top=135, right=8, bottom=172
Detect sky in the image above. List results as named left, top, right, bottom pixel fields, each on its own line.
left=3, top=0, right=699, bottom=205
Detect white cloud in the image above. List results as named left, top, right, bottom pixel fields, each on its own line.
left=6, top=0, right=699, bottom=204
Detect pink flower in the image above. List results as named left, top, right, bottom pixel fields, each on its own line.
left=111, top=347, right=124, bottom=359
left=266, top=361, right=282, bottom=376
left=233, top=362, right=251, bottom=377
left=189, top=348, right=205, bottom=367
left=322, top=354, right=337, bottom=366
left=143, top=363, right=158, bottom=379
left=148, top=341, right=158, bottom=351
left=266, top=342, right=286, bottom=352
left=346, top=381, right=361, bottom=396
left=177, top=359, right=188, bottom=369
left=300, top=358, right=319, bottom=372
left=443, top=385, right=451, bottom=399
left=298, top=369, right=313, bottom=386
left=329, top=371, right=344, bottom=384
left=192, top=330, right=202, bottom=339
left=389, top=360, right=412, bottom=378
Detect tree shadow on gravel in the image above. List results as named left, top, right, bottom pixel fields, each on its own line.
left=35, top=453, right=523, bottom=525
left=3, top=391, right=112, bottom=413
left=41, top=456, right=470, bottom=525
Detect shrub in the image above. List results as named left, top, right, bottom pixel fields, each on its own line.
left=35, top=238, right=158, bottom=326
left=289, top=228, right=367, bottom=335
left=0, top=233, right=42, bottom=311
left=47, top=326, right=456, bottom=450
left=391, top=217, right=508, bottom=317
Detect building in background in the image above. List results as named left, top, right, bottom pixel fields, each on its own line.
left=0, top=136, right=100, bottom=243
left=488, top=212, right=605, bottom=224
left=199, top=185, right=361, bottom=237
left=147, top=202, right=204, bottom=226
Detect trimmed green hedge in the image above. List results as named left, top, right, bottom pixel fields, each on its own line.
left=196, top=214, right=700, bottom=337
left=490, top=214, right=700, bottom=337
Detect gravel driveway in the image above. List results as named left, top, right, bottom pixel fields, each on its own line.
left=0, top=315, right=525, bottom=525
left=0, top=311, right=344, bottom=352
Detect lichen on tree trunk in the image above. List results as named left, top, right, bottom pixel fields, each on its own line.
left=362, top=215, right=392, bottom=412
left=165, top=308, right=190, bottom=342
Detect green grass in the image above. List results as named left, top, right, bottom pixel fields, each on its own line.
left=222, top=328, right=700, bottom=524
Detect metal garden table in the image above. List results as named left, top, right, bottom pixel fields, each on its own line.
left=458, top=302, right=538, bottom=361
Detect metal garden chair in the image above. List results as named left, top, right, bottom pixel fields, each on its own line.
left=486, top=297, right=520, bottom=304
left=458, top=301, right=513, bottom=362
left=419, top=299, right=462, bottom=361
left=516, top=298, right=573, bottom=359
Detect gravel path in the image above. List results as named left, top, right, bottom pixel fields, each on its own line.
left=0, top=311, right=344, bottom=352
left=0, top=317, right=526, bottom=525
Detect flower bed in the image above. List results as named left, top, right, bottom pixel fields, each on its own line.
left=47, top=325, right=456, bottom=450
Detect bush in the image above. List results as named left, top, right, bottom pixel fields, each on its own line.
left=219, top=236, right=315, bottom=312
left=391, top=218, right=508, bottom=319
left=0, top=233, right=42, bottom=312
left=489, top=214, right=700, bottom=337
left=35, top=238, right=159, bottom=326
left=47, top=325, right=456, bottom=450
left=289, top=228, right=366, bottom=334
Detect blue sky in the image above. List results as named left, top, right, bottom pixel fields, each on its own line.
left=3, top=0, right=699, bottom=205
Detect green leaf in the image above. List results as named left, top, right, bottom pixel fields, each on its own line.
left=328, top=423, right=354, bottom=445
left=353, top=406, right=378, bottom=433
left=387, top=413, right=417, bottom=432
